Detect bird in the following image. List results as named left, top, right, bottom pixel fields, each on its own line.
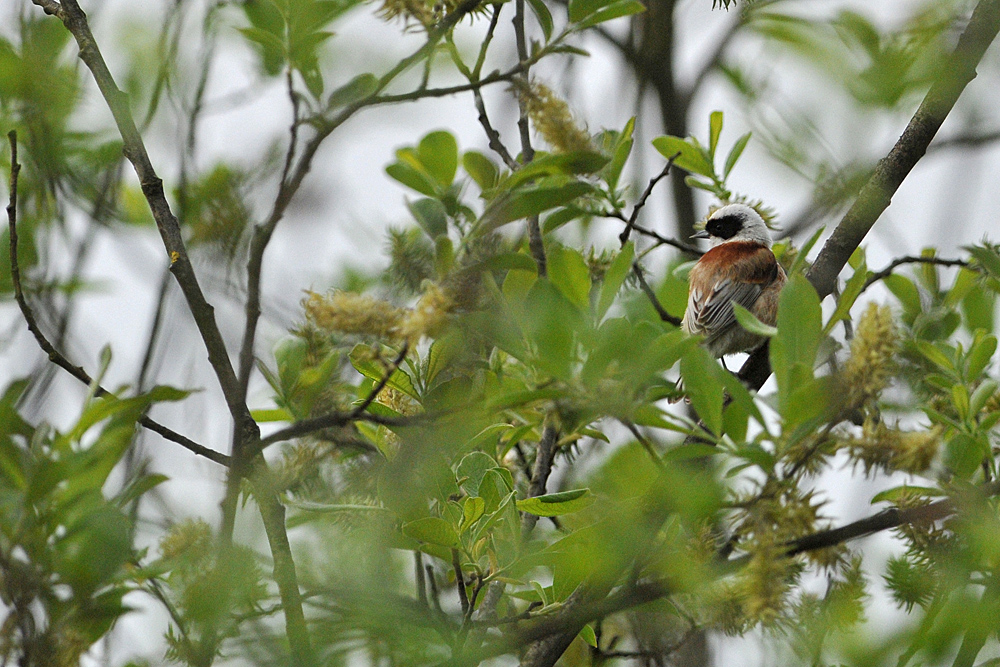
left=681, top=203, right=786, bottom=359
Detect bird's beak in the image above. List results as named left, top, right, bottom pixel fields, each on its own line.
left=690, top=230, right=710, bottom=240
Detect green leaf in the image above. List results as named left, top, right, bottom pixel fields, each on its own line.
left=912, top=340, right=955, bottom=373
left=824, top=249, right=867, bottom=334
left=526, top=0, right=554, bottom=40
left=708, top=111, right=723, bottom=161
left=770, top=273, right=822, bottom=416
left=418, top=131, right=459, bottom=187
left=457, top=451, right=499, bottom=497
left=114, top=473, right=169, bottom=509
left=602, top=117, right=635, bottom=192
left=499, top=151, right=609, bottom=191
left=970, top=379, right=998, bottom=415
left=680, top=345, right=725, bottom=435
left=328, top=73, right=378, bottom=107
left=966, top=333, right=996, bottom=380
left=401, top=517, right=459, bottom=548
left=386, top=162, right=438, bottom=197
left=250, top=408, right=294, bottom=423
left=548, top=246, right=592, bottom=311
left=460, top=496, right=486, bottom=532
left=477, top=182, right=594, bottom=236
left=732, top=303, right=778, bottom=337
left=573, top=0, right=645, bottom=29
left=523, top=280, right=587, bottom=380
left=870, top=485, right=945, bottom=504
left=407, top=198, right=448, bottom=238
left=596, top=242, right=634, bottom=320
left=883, top=274, right=921, bottom=318
left=788, top=224, right=825, bottom=276
left=463, top=151, right=499, bottom=190
left=965, top=244, right=1000, bottom=280
left=579, top=624, right=598, bottom=648
left=651, top=136, right=714, bottom=179
left=945, top=432, right=988, bottom=479
left=723, top=132, right=752, bottom=179
left=568, top=0, right=610, bottom=22
left=517, top=489, right=594, bottom=516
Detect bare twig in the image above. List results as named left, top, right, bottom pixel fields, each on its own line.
left=512, top=0, right=546, bottom=277
left=452, top=549, right=470, bottom=616
left=622, top=421, right=665, bottom=470
left=861, top=255, right=971, bottom=293
left=632, top=262, right=682, bottom=326
left=619, top=156, right=678, bottom=246
left=6, top=131, right=228, bottom=467
left=31, top=0, right=256, bottom=438
left=784, top=479, right=1000, bottom=556
left=351, top=344, right=410, bottom=419
left=928, top=128, right=1000, bottom=152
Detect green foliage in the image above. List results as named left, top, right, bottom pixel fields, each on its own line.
left=0, top=379, right=182, bottom=664
left=6, top=0, right=1000, bottom=666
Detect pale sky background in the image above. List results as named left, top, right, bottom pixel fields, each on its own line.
left=2, top=0, right=1000, bottom=664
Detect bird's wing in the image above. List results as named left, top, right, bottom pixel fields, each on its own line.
left=686, top=278, right=764, bottom=343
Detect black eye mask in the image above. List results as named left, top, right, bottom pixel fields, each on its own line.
left=706, top=214, right=743, bottom=240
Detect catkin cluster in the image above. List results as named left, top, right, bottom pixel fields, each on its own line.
left=843, top=303, right=899, bottom=408
left=519, top=82, right=592, bottom=154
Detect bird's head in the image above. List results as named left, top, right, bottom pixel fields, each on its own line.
left=691, top=203, right=773, bottom=248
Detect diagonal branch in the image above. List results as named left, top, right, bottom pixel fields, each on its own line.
left=30, top=0, right=257, bottom=440
left=7, top=131, right=229, bottom=468
left=738, top=0, right=1000, bottom=391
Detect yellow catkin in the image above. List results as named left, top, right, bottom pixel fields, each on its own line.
left=160, top=518, right=213, bottom=560
left=305, top=283, right=454, bottom=344
left=304, top=291, right=406, bottom=340
left=843, top=303, right=899, bottom=408
left=842, top=420, right=941, bottom=475
left=520, top=82, right=592, bottom=154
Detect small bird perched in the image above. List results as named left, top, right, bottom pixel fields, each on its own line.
left=682, top=203, right=786, bottom=358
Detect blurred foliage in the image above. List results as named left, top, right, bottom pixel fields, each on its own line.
left=2, top=0, right=1000, bottom=666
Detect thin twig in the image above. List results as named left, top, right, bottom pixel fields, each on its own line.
left=861, top=255, right=971, bottom=293
left=351, top=344, right=410, bottom=419
left=415, top=551, right=428, bottom=606
left=622, top=421, right=665, bottom=470
left=512, top=0, right=545, bottom=277
left=6, top=131, right=228, bottom=467
left=632, top=262, right=682, bottom=326
left=619, top=157, right=677, bottom=246
left=453, top=549, right=470, bottom=616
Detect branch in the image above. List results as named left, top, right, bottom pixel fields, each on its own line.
left=6, top=131, right=229, bottom=468
left=632, top=262, right=682, bottom=326
left=512, top=0, right=546, bottom=277
left=618, top=157, right=677, bottom=247
left=739, top=0, right=1000, bottom=390
left=928, top=128, right=1000, bottom=152
left=806, top=0, right=1000, bottom=300
left=31, top=0, right=257, bottom=440
left=256, top=411, right=424, bottom=451
left=451, top=481, right=1000, bottom=667
left=860, top=255, right=971, bottom=294
left=786, top=480, right=1000, bottom=556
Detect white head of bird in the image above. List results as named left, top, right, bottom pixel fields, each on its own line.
left=691, top=203, right=773, bottom=248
